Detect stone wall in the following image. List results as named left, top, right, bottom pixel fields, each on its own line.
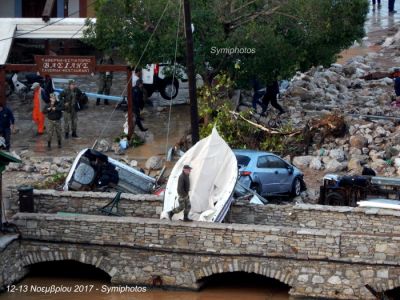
left=228, top=201, right=400, bottom=234
left=9, top=213, right=400, bottom=299
left=7, top=188, right=162, bottom=218
left=9, top=189, right=400, bottom=238
left=0, top=239, right=27, bottom=292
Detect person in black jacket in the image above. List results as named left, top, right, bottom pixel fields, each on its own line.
left=261, top=80, right=285, bottom=115
left=0, top=103, right=15, bottom=151
left=44, top=93, right=63, bottom=149
left=168, top=165, right=192, bottom=222
left=132, top=79, right=148, bottom=132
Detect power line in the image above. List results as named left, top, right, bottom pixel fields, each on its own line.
left=95, top=0, right=173, bottom=142
left=0, top=0, right=98, bottom=42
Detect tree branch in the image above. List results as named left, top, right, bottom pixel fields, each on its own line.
left=229, top=111, right=302, bottom=136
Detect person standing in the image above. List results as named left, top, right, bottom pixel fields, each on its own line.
left=31, top=82, right=46, bottom=135
left=168, top=165, right=193, bottom=222
left=96, top=55, right=114, bottom=106
left=43, top=74, right=55, bottom=101
left=132, top=79, right=148, bottom=132
left=372, top=0, right=381, bottom=8
left=389, top=0, right=396, bottom=13
left=251, top=78, right=265, bottom=110
left=44, top=93, right=63, bottom=149
left=0, top=103, right=15, bottom=151
left=261, top=80, right=285, bottom=115
left=59, top=79, right=81, bottom=138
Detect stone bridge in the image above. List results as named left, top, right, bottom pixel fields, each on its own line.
left=3, top=189, right=400, bottom=299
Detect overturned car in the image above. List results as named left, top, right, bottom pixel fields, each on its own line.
left=63, top=148, right=156, bottom=194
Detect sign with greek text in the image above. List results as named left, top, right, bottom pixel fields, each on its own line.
left=35, top=55, right=96, bottom=75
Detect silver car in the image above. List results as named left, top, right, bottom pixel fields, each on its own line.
left=234, top=149, right=306, bottom=197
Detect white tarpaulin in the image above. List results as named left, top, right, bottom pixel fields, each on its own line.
left=162, top=128, right=238, bottom=222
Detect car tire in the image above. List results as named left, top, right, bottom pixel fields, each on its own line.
left=160, top=78, right=179, bottom=100
left=325, top=192, right=345, bottom=206
left=291, top=177, right=302, bottom=197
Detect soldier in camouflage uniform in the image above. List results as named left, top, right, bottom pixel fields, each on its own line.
left=97, top=55, right=114, bottom=105
left=59, top=79, right=82, bottom=138
left=44, top=93, right=63, bottom=149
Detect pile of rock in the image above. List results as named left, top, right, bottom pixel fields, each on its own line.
left=5, top=150, right=73, bottom=179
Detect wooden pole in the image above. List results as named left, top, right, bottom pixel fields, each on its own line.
left=127, top=68, right=133, bottom=139
left=183, top=0, right=199, bottom=144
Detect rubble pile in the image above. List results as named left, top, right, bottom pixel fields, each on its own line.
left=5, top=151, right=72, bottom=176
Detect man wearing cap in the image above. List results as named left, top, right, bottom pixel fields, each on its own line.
left=59, top=79, right=82, bottom=138
left=168, top=165, right=193, bottom=222
left=31, top=82, right=46, bottom=135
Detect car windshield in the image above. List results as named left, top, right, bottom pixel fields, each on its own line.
left=236, top=154, right=251, bottom=167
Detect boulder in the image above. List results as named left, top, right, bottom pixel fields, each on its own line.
left=329, top=148, right=346, bottom=162
left=349, top=135, right=368, bottom=149
left=326, top=159, right=346, bottom=172
left=347, top=158, right=363, bottom=174
left=309, top=157, right=322, bottom=170
left=293, top=156, right=314, bottom=168
left=95, top=139, right=111, bottom=152
left=145, top=156, right=164, bottom=170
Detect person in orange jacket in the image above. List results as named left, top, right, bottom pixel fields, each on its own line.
left=31, top=82, right=46, bottom=135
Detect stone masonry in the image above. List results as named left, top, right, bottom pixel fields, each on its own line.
left=4, top=190, right=400, bottom=298
left=7, top=212, right=400, bottom=299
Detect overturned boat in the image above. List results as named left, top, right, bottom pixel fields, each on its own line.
left=161, top=128, right=238, bottom=222
left=63, top=148, right=156, bottom=194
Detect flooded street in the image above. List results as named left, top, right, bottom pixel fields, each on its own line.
left=0, top=277, right=290, bottom=300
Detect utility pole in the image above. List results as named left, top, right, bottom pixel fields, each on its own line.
left=183, top=0, right=199, bottom=144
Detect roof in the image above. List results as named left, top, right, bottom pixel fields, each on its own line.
left=0, top=150, right=21, bottom=172
left=0, top=18, right=94, bottom=65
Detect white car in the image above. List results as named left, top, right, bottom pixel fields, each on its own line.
left=142, top=63, right=188, bottom=100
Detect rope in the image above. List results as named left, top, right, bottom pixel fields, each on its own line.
left=165, top=0, right=183, bottom=158
left=94, top=0, right=172, bottom=145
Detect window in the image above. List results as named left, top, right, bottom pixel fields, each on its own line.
left=257, top=155, right=287, bottom=169
left=256, top=155, right=270, bottom=168
left=236, top=155, right=251, bottom=167
left=267, top=156, right=287, bottom=168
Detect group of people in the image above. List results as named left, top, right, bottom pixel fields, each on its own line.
left=372, top=0, right=396, bottom=13
left=252, top=78, right=285, bottom=116
left=0, top=79, right=84, bottom=152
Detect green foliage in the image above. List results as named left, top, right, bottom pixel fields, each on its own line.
left=130, top=134, right=145, bottom=147
left=198, top=73, right=300, bottom=154
left=84, top=0, right=368, bottom=85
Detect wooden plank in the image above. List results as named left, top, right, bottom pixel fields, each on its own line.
left=79, top=0, right=87, bottom=18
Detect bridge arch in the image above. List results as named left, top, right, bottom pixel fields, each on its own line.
left=20, top=249, right=115, bottom=279
left=193, top=261, right=294, bottom=287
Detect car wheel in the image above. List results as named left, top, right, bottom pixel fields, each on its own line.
left=160, top=78, right=179, bottom=100
left=291, top=177, right=301, bottom=197
left=325, top=192, right=345, bottom=206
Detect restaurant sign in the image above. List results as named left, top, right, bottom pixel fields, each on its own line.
left=35, top=55, right=96, bottom=75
